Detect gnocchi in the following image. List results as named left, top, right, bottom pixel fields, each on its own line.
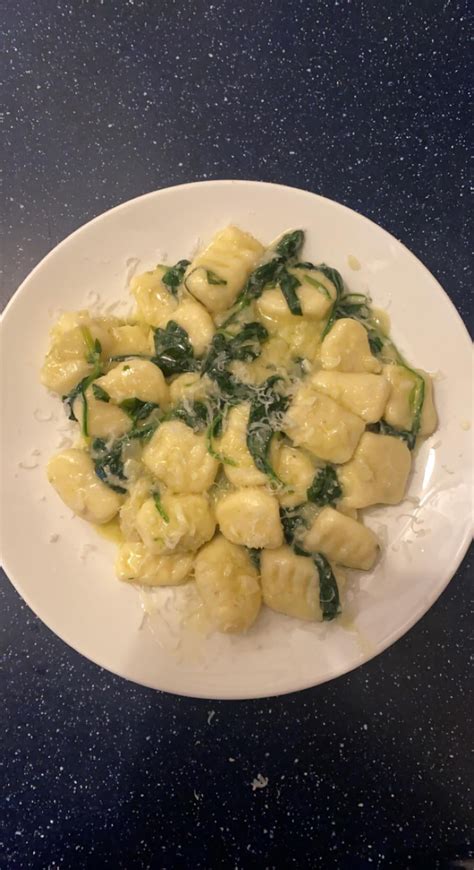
left=42, top=224, right=436, bottom=635
left=184, top=226, right=264, bottom=313
left=194, top=535, right=261, bottom=632
left=215, top=487, right=284, bottom=550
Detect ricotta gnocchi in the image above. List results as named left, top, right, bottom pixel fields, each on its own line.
left=42, top=225, right=436, bottom=634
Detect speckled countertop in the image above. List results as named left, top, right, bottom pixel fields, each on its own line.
left=1, top=2, right=472, bottom=868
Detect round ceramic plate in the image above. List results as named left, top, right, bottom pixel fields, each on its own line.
left=1, top=181, right=472, bottom=699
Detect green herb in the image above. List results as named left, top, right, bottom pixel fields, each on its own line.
left=246, top=377, right=289, bottom=483
left=201, top=322, right=268, bottom=403
left=274, top=229, right=305, bottom=260
left=62, top=327, right=104, bottom=434
left=221, top=230, right=305, bottom=325
left=313, top=552, right=341, bottom=621
left=80, top=326, right=102, bottom=366
left=278, top=269, right=302, bottom=315
left=301, top=273, right=331, bottom=298
left=368, top=333, right=383, bottom=355
left=91, top=437, right=128, bottom=494
left=205, top=269, right=227, bottom=285
left=90, top=417, right=159, bottom=493
left=153, top=321, right=200, bottom=377
left=206, top=412, right=238, bottom=465
left=280, top=505, right=341, bottom=622
left=247, top=548, right=262, bottom=570
left=92, top=384, right=110, bottom=403
left=119, top=398, right=160, bottom=425
left=153, top=491, right=170, bottom=523
left=280, top=506, right=308, bottom=546
left=169, top=400, right=209, bottom=431
left=307, top=466, right=342, bottom=507
left=161, top=259, right=190, bottom=295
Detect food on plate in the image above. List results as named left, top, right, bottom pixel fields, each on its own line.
left=42, top=225, right=437, bottom=633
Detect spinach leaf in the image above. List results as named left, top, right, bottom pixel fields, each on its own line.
left=313, top=552, right=341, bottom=621
left=368, top=333, right=384, bottom=355
left=119, top=398, right=160, bottom=425
left=302, top=273, right=331, bottom=298
left=275, top=229, right=305, bottom=260
left=205, top=269, right=227, bottom=285
left=247, top=548, right=262, bottom=570
left=246, top=377, right=289, bottom=483
left=307, top=466, right=342, bottom=507
left=221, top=230, right=305, bottom=325
left=62, top=327, right=104, bottom=434
left=278, top=269, right=302, bottom=315
left=201, top=322, right=267, bottom=404
left=169, top=400, right=209, bottom=432
left=161, top=259, right=190, bottom=295
left=92, top=384, right=110, bottom=403
left=91, top=437, right=128, bottom=494
left=153, top=491, right=170, bottom=523
left=153, top=321, right=200, bottom=377
left=280, top=508, right=341, bottom=621
left=206, top=412, right=238, bottom=465
left=91, top=414, right=160, bottom=494
left=280, top=506, right=308, bottom=546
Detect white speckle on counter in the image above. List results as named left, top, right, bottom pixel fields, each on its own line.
left=251, top=774, right=268, bottom=791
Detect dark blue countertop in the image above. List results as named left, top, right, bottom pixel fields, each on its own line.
left=2, top=2, right=472, bottom=867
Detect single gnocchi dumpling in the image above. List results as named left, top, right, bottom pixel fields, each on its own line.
left=273, top=445, right=315, bottom=508
left=131, top=266, right=177, bottom=326
left=256, top=267, right=336, bottom=323
left=47, top=449, right=124, bottom=524
left=321, top=319, right=382, bottom=373
left=41, top=321, right=111, bottom=395
left=383, top=365, right=437, bottom=437
left=142, top=420, right=219, bottom=493
left=73, top=387, right=132, bottom=439
left=119, top=477, right=153, bottom=542
left=194, top=535, right=261, bottom=633
left=116, top=542, right=193, bottom=586
left=339, top=432, right=412, bottom=509
left=304, top=506, right=379, bottom=570
left=169, top=372, right=214, bottom=405
left=218, top=404, right=279, bottom=487
left=95, top=359, right=169, bottom=406
left=284, top=382, right=365, bottom=463
left=162, top=299, right=215, bottom=357
left=215, top=487, right=283, bottom=549
left=106, top=324, right=153, bottom=358
left=136, top=493, right=215, bottom=555
left=260, top=546, right=322, bottom=621
left=310, top=371, right=390, bottom=423
left=184, top=226, right=265, bottom=313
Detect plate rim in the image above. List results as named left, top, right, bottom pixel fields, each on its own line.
left=1, top=179, right=472, bottom=700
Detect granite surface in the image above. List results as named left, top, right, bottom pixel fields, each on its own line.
left=1, top=1, right=472, bottom=867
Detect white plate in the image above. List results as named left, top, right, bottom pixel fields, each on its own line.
left=1, top=181, right=472, bottom=699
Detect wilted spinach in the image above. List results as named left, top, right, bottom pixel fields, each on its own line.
left=153, top=490, right=170, bottom=523
left=62, top=327, right=103, bottom=436
left=161, top=259, right=190, bottom=295
left=92, top=384, right=110, bottom=403
left=222, top=229, right=305, bottom=324
left=169, top=400, right=209, bottom=432
left=307, top=466, right=342, bottom=507
left=246, top=377, right=289, bottom=483
left=119, top=398, right=160, bottom=426
left=280, top=509, right=341, bottom=621
left=153, top=321, right=200, bottom=377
